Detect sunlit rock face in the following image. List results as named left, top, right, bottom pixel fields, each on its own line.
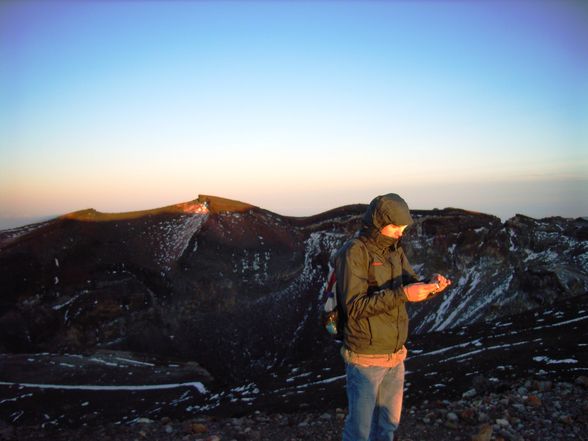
left=1, top=195, right=586, bottom=387
left=405, top=211, right=588, bottom=334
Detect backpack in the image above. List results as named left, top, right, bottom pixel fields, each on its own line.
left=322, top=238, right=378, bottom=339
left=322, top=269, right=341, bottom=337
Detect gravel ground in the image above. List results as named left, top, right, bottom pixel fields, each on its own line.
left=3, top=375, right=587, bottom=441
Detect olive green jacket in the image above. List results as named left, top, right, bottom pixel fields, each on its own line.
left=334, top=194, right=419, bottom=354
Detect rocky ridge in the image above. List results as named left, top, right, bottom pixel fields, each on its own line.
left=1, top=195, right=587, bottom=436
left=1, top=196, right=585, bottom=383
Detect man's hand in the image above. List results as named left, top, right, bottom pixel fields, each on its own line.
left=403, top=282, right=441, bottom=302
left=404, top=274, right=452, bottom=302
left=429, top=273, right=452, bottom=293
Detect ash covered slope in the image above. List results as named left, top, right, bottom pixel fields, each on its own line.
left=0, top=195, right=361, bottom=384
left=161, top=197, right=364, bottom=382
left=0, top=200, right=210, bottom=355
left=221, top=292, right=588, bottom=418
left=1, top=293, right=585, bottom=429
left=0, top=195, right=587, bottom=388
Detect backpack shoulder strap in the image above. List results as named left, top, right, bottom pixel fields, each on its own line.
left=355, top=236, right=377, bottom=285
left=326, top=269, right=337, bottom=292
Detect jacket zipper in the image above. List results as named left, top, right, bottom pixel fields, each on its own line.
left=392, top=252, right=401, bottom=351
left=367, top=318, right=373, bottom=346
left=395, top=313, right=401, bottom=351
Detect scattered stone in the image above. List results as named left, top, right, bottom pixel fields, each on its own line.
left=462, top=388, right=477, bottom=399
left=471, top=423, right=493, bottom=441
left=511, top=403, right=525, bottom=413
left=460, top=407, right=476, bottom=423
left=447, top=412, right=459, bottom=422
left=533, top=380, right=552, bottom=392
left=191, top=423, right=208, bottom=434
left=477, top=412, right=490, bottom=423
left=247, top=429, right=261, bottom=441
left=525, top=395, right=542, bottom=408
left=495, top=418, right=510, bottom=428
left=575, top=376, right=588, bottom=388
left=444, top=420, right=459, bottom=430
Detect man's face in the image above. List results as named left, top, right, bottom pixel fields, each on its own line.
left=380, top=224, right=408, bottom=239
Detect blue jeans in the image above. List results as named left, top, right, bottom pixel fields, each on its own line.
left=343, top=361, right=405, bottom=441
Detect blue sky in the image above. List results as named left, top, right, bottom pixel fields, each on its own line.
left=1, top=0, right=587, bottom=228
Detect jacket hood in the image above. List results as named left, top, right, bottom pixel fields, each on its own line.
left=362, top=193, right=414, bottom=230
left=360, top=194, right=414, bottom=252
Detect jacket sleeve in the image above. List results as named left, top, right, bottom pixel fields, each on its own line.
left=336, top=241, right=407, bottom=321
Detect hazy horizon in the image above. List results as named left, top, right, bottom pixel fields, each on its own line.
left=1, top=1, right=587, bottom=227
left=1, top=178, right=587, bottom=231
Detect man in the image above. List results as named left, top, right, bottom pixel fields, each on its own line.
left=335, top=193, right=451, bottom=441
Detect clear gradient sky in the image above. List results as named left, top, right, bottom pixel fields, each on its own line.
left=1, top=0, right=587, bottom=228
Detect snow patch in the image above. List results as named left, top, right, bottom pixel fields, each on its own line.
left=0, top=381, right=207, bottom=394
left=532, top=356, right=578, bottom=365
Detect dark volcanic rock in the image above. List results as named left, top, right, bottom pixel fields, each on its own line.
left=0, top=195, right=586, bottom=429
left=1, top=198, right=586, bottom=371
left=405, top=211, right=588, bottom=333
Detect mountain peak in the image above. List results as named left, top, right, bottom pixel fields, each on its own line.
left=60, top=200, right=209, bottom=223
left=197, top=194, right=257, bottom=214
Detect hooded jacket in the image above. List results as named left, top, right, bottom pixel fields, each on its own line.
left=335, top=194, right=419, bottom=354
